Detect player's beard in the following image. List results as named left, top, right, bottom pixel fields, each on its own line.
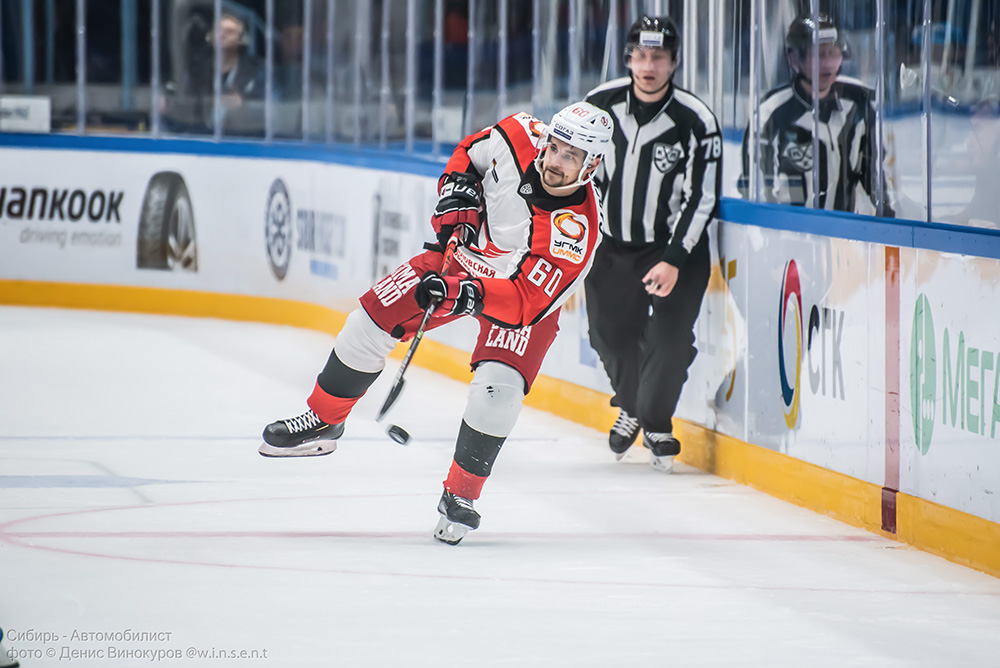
left=541, top=164, right=574, bottom=189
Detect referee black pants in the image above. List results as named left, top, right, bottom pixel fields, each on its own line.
left=584, top=233, right=711, bottom=435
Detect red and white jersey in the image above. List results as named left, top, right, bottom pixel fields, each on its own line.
left=442, top=112, right=605, bottom=329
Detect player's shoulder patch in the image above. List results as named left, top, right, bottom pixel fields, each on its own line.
left=548, top=208, right=590, bottom=265
left=497, top=113, right=547, bottom=171
left=506, top=112, right=547, bottom=142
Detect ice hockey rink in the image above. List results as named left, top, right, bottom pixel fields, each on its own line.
left=2, top=305, right=999, bottom=668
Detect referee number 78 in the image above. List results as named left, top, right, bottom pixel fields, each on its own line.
left=700, top=136, right=722, bottom=160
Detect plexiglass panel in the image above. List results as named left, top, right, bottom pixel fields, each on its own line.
left=826, top=0, right=892, bottom=216
left=533, top=0, right=570, bottom=120
left=737, top=0, right=803, bottom=205
left=501, top=0, right=532, bottom=118
left=325, top=0, right=360, bottom=142
left=270, top=0, right=305, bottom=140
left=160, top=0, right=221, bottom=136
left=886, top=0, right=928, bottom=220
left=305, top=0, right=328, bottom=142
left=927, top=0, right=1000, bottom=228
left=83, top=1, right=152, bottom=134
left=738, top=1, right=893, bottom=216
left=722, top=0, right=751, bottom=132
left=1, top=0, right=81, bottom=130
left=0, top=0, right=992, bottom=231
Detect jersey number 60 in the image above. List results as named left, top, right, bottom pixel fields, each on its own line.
left=528, top=258, right=563, bottom=297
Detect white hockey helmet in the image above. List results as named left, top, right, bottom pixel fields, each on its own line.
left=535, top=102, right=614, bottom=186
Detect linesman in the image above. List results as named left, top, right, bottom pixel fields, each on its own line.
left=584, top=15, right=721, bottom=472
left=739, top=12, right=896, bottom=216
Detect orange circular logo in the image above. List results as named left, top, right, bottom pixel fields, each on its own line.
left=553, top=212, right=586, bottom=241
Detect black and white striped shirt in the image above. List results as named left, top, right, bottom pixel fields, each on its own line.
left=585, top=78, right=721, bottom=267
left=739, top=77, right=896, bottom=216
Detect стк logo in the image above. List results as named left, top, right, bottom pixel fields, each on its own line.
left=778, top=259, right=803, bottom=429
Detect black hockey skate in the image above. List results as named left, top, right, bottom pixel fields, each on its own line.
left=258, top=409, right=344, bottom=457
left=645, top=432, right=681, bottom=473
left=433, top=490, right=480, bottom=545
left=609, top=409, right=640, bottom=460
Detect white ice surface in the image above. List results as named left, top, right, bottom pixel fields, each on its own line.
left=1, top=306, right=999, bottom=668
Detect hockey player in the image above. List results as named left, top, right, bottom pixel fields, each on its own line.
left=739, top=12, right=895, bottom=216
left=258, top=101, right=613, bottom=545
left=584, top=15, right=721, bottom=472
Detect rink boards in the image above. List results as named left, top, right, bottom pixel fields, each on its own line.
left=0, top=139, right=996, bottom=577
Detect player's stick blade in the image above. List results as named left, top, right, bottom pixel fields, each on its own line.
left=376, top=379, right=406, bottom=422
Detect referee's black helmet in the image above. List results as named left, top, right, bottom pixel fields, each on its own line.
left=624, top=15, right=681, bottom=65
left=785, top=12, right=850, bottom=59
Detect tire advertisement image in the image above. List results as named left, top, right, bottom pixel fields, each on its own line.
left=136, top=171, right=197, bottom=271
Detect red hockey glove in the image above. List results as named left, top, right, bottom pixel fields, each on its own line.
left=414, top=271, right=484, bottom=317
left=431, top=172, right=483, bottom=249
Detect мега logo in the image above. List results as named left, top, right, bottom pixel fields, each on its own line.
left=910, top=294, right=936, bottom=455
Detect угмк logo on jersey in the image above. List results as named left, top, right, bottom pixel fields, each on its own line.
left=549, top=209, right=588, bottom=264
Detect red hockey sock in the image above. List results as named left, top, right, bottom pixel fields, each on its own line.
left=307, top=381, right=363, bottom=425
left=443, top=459, right=488, bottom=500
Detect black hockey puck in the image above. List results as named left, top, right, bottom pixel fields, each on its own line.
left=387, top=424, right=411, bottom=445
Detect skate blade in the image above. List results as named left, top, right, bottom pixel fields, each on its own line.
left=258, top=440, right=337, bottom=458
left=614, top=449, right=629, bottom=461
left=433, top=514, right=472, bottom=545
left=650, top=454, right=674, bottom=473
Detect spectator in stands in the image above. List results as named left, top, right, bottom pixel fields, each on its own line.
left=214, top=13, right=265, bottom=136
left=272, top=19, right=308, bottom=138
left=276, top=21, right=305, bottom=103
left=162, top=12, right=264, bottom=136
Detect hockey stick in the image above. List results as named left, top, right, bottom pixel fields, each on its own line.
left=375, top=229, right=463, bottom=441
